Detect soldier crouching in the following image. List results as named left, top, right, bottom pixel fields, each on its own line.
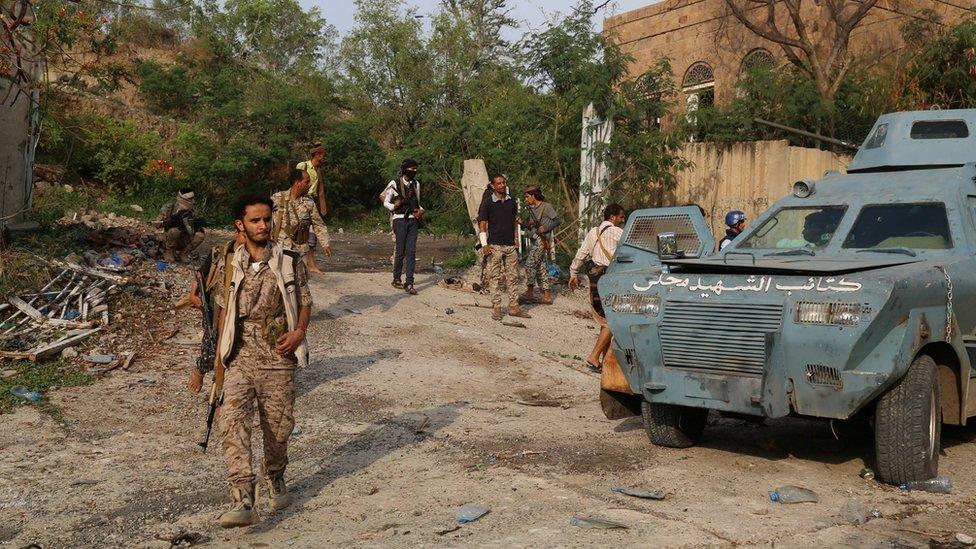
left=212, top=193, right=312, bottom=528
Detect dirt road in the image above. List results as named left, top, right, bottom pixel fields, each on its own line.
left=2, top=252, right=976, bottom=547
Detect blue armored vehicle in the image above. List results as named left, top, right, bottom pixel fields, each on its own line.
left=600, top=110, right=976, bottom=484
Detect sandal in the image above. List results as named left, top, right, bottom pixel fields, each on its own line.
left=491, top=308, right=503, bottom=321
left=584, top=360, right=602, bottom=373
left=508, top=308, right=532, bottom=319
left=392, top=280, right=404, bottom=289
left=405, top=285, right=418, bottom=295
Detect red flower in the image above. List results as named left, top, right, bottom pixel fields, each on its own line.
left=57, top=7, right=66, bottom=16
left=1, top=67, right=11, bottom=76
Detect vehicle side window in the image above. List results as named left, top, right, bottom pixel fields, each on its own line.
left=910, top=120, right=969, bottom=139
left=842, top=203, right=951, bottom=250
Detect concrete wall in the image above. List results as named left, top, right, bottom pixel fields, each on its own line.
left=0, top=83, right=32, bottom=226
left=662, top=140, right=851, bottom=238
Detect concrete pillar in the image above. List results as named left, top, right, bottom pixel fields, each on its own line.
left=0, top=80, right=36, bottom=229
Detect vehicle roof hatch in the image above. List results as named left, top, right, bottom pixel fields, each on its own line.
left=849, top=109, right=976, bottom=173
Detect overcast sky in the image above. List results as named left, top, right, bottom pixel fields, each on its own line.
left=304, top=0, right=655, bottom=38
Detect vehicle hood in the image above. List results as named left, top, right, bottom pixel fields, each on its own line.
left=664, top=256, right=922, bottom=275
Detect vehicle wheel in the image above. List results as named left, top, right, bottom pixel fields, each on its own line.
left=874, top=353, right=941, bottom=484
left=641, top=400, right=708, bottom=448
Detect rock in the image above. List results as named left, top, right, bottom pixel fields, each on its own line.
left=338, top=227, right=344, bottom=234
left=1, top=369, right=18, bottom=380
left=61, top=347, right=78, bottom=359
left=63, top=184, right=74, bottom=193
left=130, top=204, right=144, bottom=212
left=956, top=533, right=975, bottom=546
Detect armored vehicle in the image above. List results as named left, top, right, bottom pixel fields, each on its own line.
left=600, top=109, right=976, bottom=484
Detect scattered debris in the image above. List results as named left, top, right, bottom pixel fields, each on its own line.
left=0, top=262, right=123, bottom=361
left=345, top=307, right=362, bottom=315
left=570, top=516, right=628, bottom=530
left=414, top=416, right=430, bottom=433
left=434, top=525, right=461, bottom=536
left=956, top=533, right=975, bottom=546
left=571, top=310, right=592, bottom=320
left=501, top=320, right=526, bottom=328
left=900, top=477, right=951, bottom=494
left=130, top=204, right=144, bottom=212
left=611, top=486, right=665, bottom=500
left=70, top=479, right=101, bottom=487
left=83, top=354, right=117, bottom=364
left=838, top=497, right=878, bottom=525
left=10, top=385, right=41, bottom=402
left=1, top=369, right=18, bottom=379
left=456, top=504, right=490, bottom=524
left=859, top=467, right=875, bottom=480
left=769, top=486, right=818, bottom=504
left=122, top=352, right=137, bottom=370
left=444, top=307, right=454, bottom=315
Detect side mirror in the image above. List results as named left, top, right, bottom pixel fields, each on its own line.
left=657, top=232, right=682, bottom=259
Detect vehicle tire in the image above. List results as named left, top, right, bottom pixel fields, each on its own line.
left=641, top=400, right=708, bottom=448
left=874, top=353, right=941, bottom=485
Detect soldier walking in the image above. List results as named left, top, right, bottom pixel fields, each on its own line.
left=521, top=185, right=561, bottom=305
left=479, top=174, right=531, bottom=321
left=295, top=144, right=329, bottom=273
left=210, top=193, right=312, bottom=528
left=382, top=159, right=424, bottom=295
left=271, top=168, right=333, bottom=264
left=569, top=204, right=626, bottom=372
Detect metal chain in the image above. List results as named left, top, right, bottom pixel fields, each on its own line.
left=938, top=265, right=954, bottom=342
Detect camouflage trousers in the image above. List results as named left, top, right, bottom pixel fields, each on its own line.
left=163, top=228, right=205, bottom=256
left=487, top=244, right=520, bottom=308
left=524, top=243, right=551, bottom=291
left=219, top=337, right=295, bottom=490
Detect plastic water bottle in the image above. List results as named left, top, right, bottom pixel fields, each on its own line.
left=900, top=477, right=951, bottom=494
left=10, top=385, right=40, bottom=402
left=769, top=485, right=819, bottom=504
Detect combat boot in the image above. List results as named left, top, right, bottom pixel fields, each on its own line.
left=264, top=473, right=292, bottom=512
left=519, top=285, right=536, bottom=303
left=539, top=290, right=554, bottom=305
left=219, top=484, right=258, bottom=528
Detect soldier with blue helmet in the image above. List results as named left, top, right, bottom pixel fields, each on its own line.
left=719, top=210, right=747, bottom=250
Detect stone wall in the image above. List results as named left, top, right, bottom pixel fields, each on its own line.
left=664, top=140, right=851, bottom=238
left=605, top=0, right=974, bottom=109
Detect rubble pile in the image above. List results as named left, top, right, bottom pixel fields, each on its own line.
left=0, top=261, right=125, bottom=362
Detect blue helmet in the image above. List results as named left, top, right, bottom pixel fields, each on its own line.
left=725, top=210, right=747, bottom=228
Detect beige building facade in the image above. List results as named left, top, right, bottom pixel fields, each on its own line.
left=605, top=0, right=974, bottom=116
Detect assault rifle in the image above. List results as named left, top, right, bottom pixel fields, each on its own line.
left=195, top=271, right=223, bottom=452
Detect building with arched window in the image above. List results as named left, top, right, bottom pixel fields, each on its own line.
left=605, top=0, right=973, bottom=121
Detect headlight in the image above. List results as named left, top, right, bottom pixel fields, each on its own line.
left=795, top=301, right=862, bottom=325
left=608, top=294, right=660, bottom=315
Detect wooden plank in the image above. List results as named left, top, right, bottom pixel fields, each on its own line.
left=51, top=260, right=126, bottom=284
left=29, top=327, right=101, bottom=362
left=8, top=295, right=48, bottom=323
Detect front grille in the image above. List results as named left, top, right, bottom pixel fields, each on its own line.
left=806, top=364, right=843, bottom=389
left=625, top=214, right=701, bottom=255
left=660, top=300, right=783, bottom=376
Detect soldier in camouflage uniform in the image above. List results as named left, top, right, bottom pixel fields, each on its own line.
left=271, top=169, right=333, bottom=265
left=211, top=193, right=312, bottom=528
left=478, top=174, right=531, bottom=321
left=157, top=189, right=206, bottom=262
left=521, top=186, right=561, bottom=304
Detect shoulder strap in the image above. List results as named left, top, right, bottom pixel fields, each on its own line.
left=222, top=248, right=235, bottom=308
left=273, top=194, right=288, bottom=241
left=596, top=225, right=613, bottom=260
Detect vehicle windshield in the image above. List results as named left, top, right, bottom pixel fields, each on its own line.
left=738, top=206, right=846, bottom=250
left=843, top=203, right=951, bottom=250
